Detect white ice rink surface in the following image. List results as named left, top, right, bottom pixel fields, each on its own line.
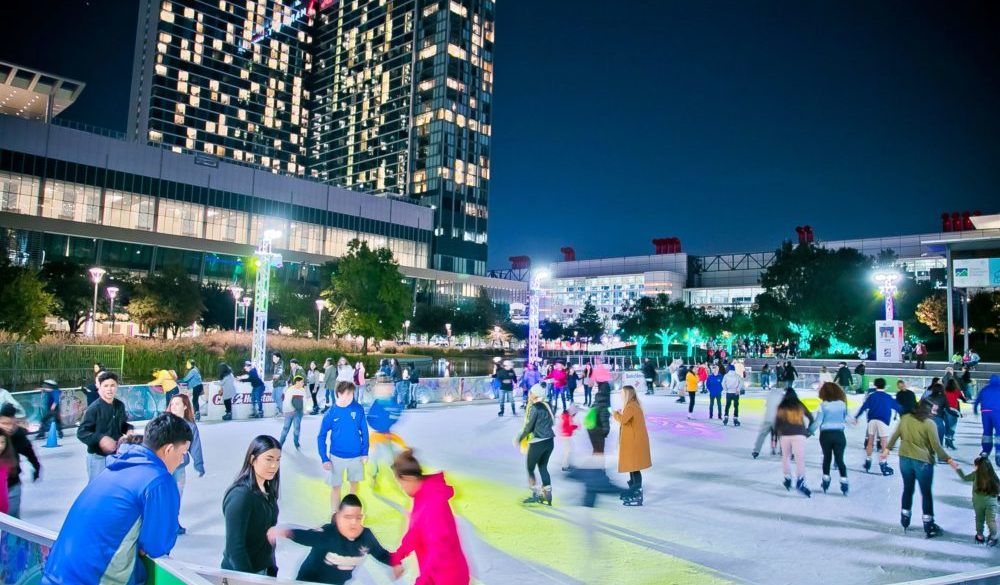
left=17, top=391, right=1000, bottom=585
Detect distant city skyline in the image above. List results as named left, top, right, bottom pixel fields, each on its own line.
left=4, top=1, right=998, bottom=268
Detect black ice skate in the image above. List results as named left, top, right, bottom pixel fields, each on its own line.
left=901, top=510, right=912, bottom=531
left=795, top=477, right=811, bottom=498
left=783, top=476, right=792, bottom=491
left=923, top=515, right=942, bottom=539
left=820, top=475, right=831, bottom=493
left=880, top=461, right=894, bottom=476
left=840, top=478, right=849, bottom=496
left=623, top=487, right=644, bottom=506
left=863, top=458, right=872, bottom=473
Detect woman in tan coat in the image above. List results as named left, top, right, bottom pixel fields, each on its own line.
left=614, top=385, right=651, bottom=506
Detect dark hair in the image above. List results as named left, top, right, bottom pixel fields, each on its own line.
left=0, top=429, right=19, bottom=471
left=974, top=457, right=1000, bottom=497
left=0, top=403, right=16, bottom=418
left=218, top=363, right=233, bottom=378
left=392, top=449, right=425, bottom=479
left=117, top=434, right=144, bottom=449
left=231, top=435, right=282, bottom=499
left=944, top=379, right=961, bottom=393
left=336, top=381, right=356, bottom=396
left=818, top=382, right=847, bottom=402
left=273, top=352, right=282, bottom=359
left=928, top=382, right=944, bottom=396
left=96, top=371, right=119, bottom=385
left=143, top=413, right=193, bottom=451
left=873, top=378, right=886, bottom=390
left=339, top=493, right=363, bottom=510
left=776, top=390, right=805, bottom=426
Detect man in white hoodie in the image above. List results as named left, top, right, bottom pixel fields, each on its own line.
left=752, top=385, right=786, bottom=458
left=722, top=365, right=744, bottom=427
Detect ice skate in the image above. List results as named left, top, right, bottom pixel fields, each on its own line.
left=542, top=486, right=552, bottom=506
left=863, top=458, right=872, bottom=473
left=522, top=490, right=542, bottom=505
left=945, top=437, right=956, bottom=449
left=820, top=475, right=831, bottom=493
left=989, top=537, right=998, bottom=547
left=879, top=461, right=894, bottom=476
left=901, top=510, right=911, bottom=531
left=976, top=534, right=986, bottom=545
left=923, top=515, right=942, bottom=539
left=623, top=487, right=644, bottom=506
left=783, top=476, right=792, bottom=491
left=795, top=477, right=811, bottom=498
left=734, top=417, right=741, bottom=427
left=840, top=478, right=849, bottom=496
left=752, top=451, right=759, bottom=459
left=723, top=416, right=729, bottom=426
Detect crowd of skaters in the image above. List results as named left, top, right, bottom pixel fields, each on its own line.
left=2, top=348, right=1000, bottom=584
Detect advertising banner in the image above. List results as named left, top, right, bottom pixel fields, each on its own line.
left=875, top=320, right=904, bottom=363
left=954, top=259, right=990, bottom=288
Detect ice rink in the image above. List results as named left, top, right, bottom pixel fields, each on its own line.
left=16, top=389, right=999, bottom=585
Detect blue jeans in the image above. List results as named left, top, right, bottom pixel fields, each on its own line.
left=251, top=385, right=264, bottom=415
left=900, top=456, right=935, bottom=517
left=982, top=411, right=1000, bottom=454
left=279, top=409, right=303, bottom=447
left=272, top=384, right=285, bottom=414
left=395, top=381, right=411, bottom=407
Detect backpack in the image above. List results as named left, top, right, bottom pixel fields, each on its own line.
left=584, top=406, right=599, bottom=430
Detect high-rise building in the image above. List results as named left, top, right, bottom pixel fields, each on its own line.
left=128, top=0, right=495, bottom=276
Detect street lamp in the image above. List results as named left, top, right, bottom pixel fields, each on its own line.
left=229, top=285, right=244, bottom=330
left=106, top=286, right=119, bottom=332
left=445, top=323, right=452, bottom=346
left=88, top=267, right=106, bottom=338
left=241, top=296, right=252, bottom=330
left=873, top=270, right=901, bottom=320
left=528, top=269, right=550, bottom=364
left=315, top=299, right=325, bottom=339
left=404, top=319, right=411, bottom=341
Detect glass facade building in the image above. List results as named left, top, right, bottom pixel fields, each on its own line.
left=129, top=0, right=495, bottom=275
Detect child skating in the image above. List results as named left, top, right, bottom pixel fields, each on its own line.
left=560, top=404, right=580, bottom=471
left=956, top=456, right=1000, bottom=546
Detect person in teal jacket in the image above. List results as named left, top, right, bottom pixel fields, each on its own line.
left=42, top=413, right=192, bottom=585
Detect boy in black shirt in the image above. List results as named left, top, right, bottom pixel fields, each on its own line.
left=268, top=494, right=399, bottom=584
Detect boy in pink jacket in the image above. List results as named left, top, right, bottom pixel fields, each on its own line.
left=390, top=450, right=470, bottom=585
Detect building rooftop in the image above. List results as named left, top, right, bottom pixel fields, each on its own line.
left=0, top=61, right=85, bottom=121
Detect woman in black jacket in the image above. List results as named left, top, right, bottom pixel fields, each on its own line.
left=589, top=379, right=612, bottom=455
left=223, top=435, right=282, bottom=576
left=518, top=384, right=555, bottom=505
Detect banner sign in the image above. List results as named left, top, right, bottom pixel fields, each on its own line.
left=954, top=258, right=1000, bottom=288
left=875, top=319, right=904, bottom=363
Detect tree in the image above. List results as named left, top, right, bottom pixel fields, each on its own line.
left=325, top=239, right=410, bottom=353
left=455, top=290, right=498, bottom=335
left=968, top=291, right=1000, bottom=345
left=39, top=259, right=92, bottom=335
left=540, top=319, right=566, bottom=340
left=411, top=302, right=454, bottom=337
left=573, top=299, right=605, bottom=340
left=916, top=292, right=948, bottom=347
left=269, top=281, right=324, bottom=336
left=126, top=266, right=205, bottom=338
left=201, top=283, right=237, bottom=330
left=0, top=262, right=55, bottom=341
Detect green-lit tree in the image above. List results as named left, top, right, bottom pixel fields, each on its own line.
left=39, top=259, right=92, bottom=335
left=0, top=262, right=55, bottom=341
left=325, top=239, right=409, bottom=353
left=573, top=298, right=605, bottom=340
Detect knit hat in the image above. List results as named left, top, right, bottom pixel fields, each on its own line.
left=529, top=382, right=548, bottom=401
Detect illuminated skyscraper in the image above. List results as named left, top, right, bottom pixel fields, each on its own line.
left=129, top=0, right=494, bottom=275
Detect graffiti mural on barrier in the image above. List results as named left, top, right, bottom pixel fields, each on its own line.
left=0, top=532, right=49, bottom=585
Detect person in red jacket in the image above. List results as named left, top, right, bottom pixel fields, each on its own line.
left=390, top=450, right=470, bottom=585
left=697, top=362, right=709, bottom=394
left=943, top=378, right=968, bottom=450
left=546, top=362, right=569, bottom=413
left=559, top=405, right=580, bottom=471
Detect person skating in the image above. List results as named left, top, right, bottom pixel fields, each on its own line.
left=223, top=435, right=282, bottom=576
left=955, top=456, right=1000, bottom=546
left=812, top=382, right=851, bottom=495
left=546, top=361, right=569, bottom=413
left=706, top=365, right=724, bottom=421
left=0, top=430, right=15, bottom=514
left=943, top=379, right=967, bottom=449
left=318, top=381, right=369, bottom=505
left=367, top=393, right=406, bottom=485
left=307, top=360, right=321, bottom=415
left=150, top=368, right=179, bottom=403
left=642, top=358, right=658, bottom=396
left=672, top=360, right=688, bottom=402
left=268, top=493, right=400, bottom=584
left=178, top=360, right=204, bottom=421
left=685, top=366, right=699, bottom=419
left=614, top=385, right=651, bottom=506
left=566, top=364, right=580, bottom=404
left=774, top=388, right=814, bottom=497
left=975, top=375, right=1000, bottom=467
left=581, top=361, right=593, bottom=407
left=279, top=375, right=307, bottom=449
left=752, top=383, right=786, bottom=459
left=269, top=352, right=287, bottom=416
left=722, top=364, right=744, bottom=426
left=852, top=378, right=900, bottom=475
left=834, top=362, right=853, bottom=393
left=390, top=450, right=471, bottom=585
left=77, top=371, right=131, bottom=482
left=496, top=359, right=518, bottom=416
left=759, top=362, right=771, bottom=391
left=217, top=363, right=237, bottom=420
left=167, top=394, right=205, bottom=535
left=35, top=379, right=63, bottom=440
left=589, top=367, right=613, bottom=454
left=781, top=360, right=798, bottom=389
left=882, top=392, right=958, bottom=537
left=238, top=360, right=267, bottom=418
left=518, top=384, right=556, bottom=505
left=854, top=361, right=867, bottom=395
left=697, top=362, right=709, bottom=394
left=520, top=362, right=542, bottom=408
left=559, top=404, right=580, bottom=471
left=922, top=382, right=948, bottom=445
left=0, top=403, right=40, bottom=517
left=42, top=413, right=191, bottom=585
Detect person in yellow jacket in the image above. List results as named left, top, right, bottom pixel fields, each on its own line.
left=685, top=367, right=699, bottom=420
left=150, top=369, right=179, bottom=403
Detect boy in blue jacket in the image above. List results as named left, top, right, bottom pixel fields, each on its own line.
left=42, top=413, right=192, bottom=585
left=852, top=378, right=900, bottom=475
left=975, top=374, right=1000, bottom=466
left=318, top=381, right=369, bottom=511
left=706, top=366, right=724, bottom=420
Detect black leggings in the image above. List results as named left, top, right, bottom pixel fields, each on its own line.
left=308, top=384, right=319, bottom=409
left=725, top=394, right=740, bottom=417
left=526, top=439, right=554, bottom=487
left=223, top=398, right=232, bottom=415
left=688, top=391, right=696, bottom=413
left=191, top=384, right=204, bottom=414
left=583, top=384, right=592, bottom=406
left=628, top=471, right=642, bottom=490
left=820, top=429, right=847, bottom=477
left=588, top=428, right=608, bottom=454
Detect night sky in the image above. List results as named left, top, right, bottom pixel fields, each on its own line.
left=4, top=1, right=999, bottom=268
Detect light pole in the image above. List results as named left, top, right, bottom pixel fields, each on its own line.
left=229, top=285, right=243, bottom=330
left=445, top=323, right=452, bottom=346
left=873, top=270, right=900, bottom=320
left=315, top=299, right=325, bottom=339
left=242, top=296, right=252, bottom=330
left=404, top=319, right=411, bottom=341
left=106, top=286, right=119, bottom=332
left=528, top=269, right=550, bottom=365
left=88, top=267, right=106, bottom=338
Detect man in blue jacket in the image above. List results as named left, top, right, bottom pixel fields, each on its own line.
left=852, top=378, right=900, bottom=476
left=42, top=412, right=192, bottom=585
left=318, top=380, right=369, bottom=511
left=975, top=374, right=1000, bottom=466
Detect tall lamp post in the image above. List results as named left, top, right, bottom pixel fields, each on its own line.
left=229, top=285, right=244, bottom=330
left=88, top=267, right=106, bottom=338
left=315, top=299, right=325, bottom=339
left=873, top=269, right=903, bottom=363
left=106, top=286, right=119, bottom=332
left=404, top=319, right=411, bottom=341
left=873, top=270, right=900, bottom=320
left=528, top=270, right=550, bottom=365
